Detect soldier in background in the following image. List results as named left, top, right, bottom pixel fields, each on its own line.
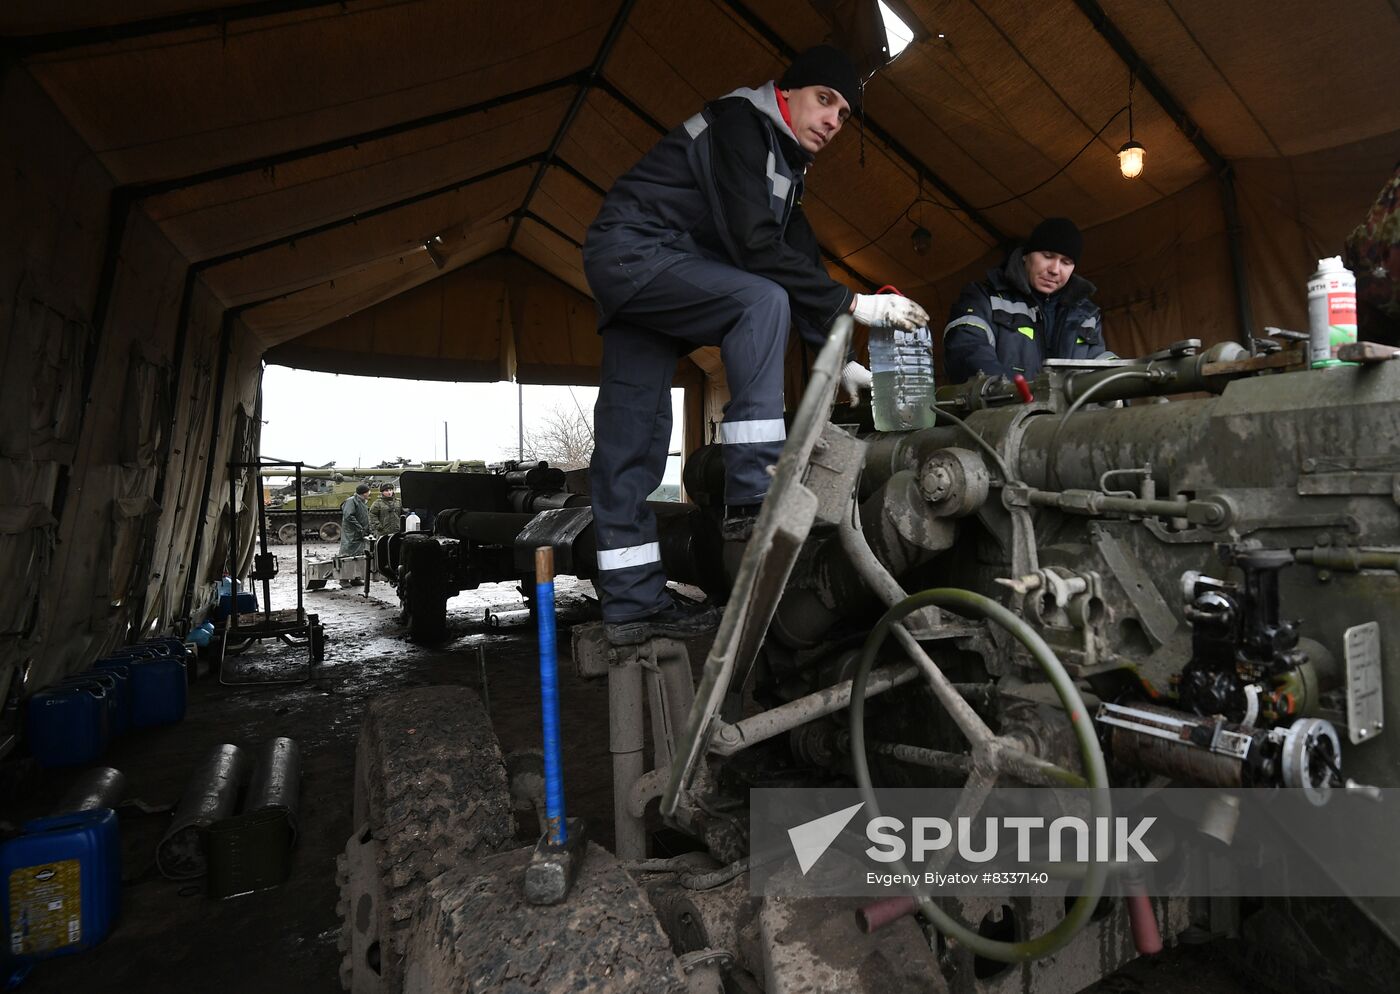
left=369, top=483, right=402, bottom=537
left=1346, top=161, right=1400, bottom=347
left=339, top=483, right=371, bottom=557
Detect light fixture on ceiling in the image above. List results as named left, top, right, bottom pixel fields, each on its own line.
left=1117, top=69, right=1145, bottom=179
left=911, top=224, right=932, bottom=255
left=424, top=239, right=446, bottom=270
left=1118, top=140, right=1145, bottom=180
left=877, top=1, right=915, bottom=58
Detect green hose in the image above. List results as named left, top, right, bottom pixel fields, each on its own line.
left=849, top=587, right=1110, bottom=963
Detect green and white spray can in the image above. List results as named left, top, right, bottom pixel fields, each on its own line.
left=1307, top=256, right=1357, bottom=367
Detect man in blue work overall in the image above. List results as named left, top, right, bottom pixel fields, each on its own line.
left=584, top=45, right=930, bottom=645
left=943, top=217, right=1112, bottom=384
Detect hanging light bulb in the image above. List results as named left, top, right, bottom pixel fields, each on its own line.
left=1118, top=140, right=1145, bottom=179
left=911, top=224, right=932, bottom=255
left=1118, top=69, right=1145, bottom=179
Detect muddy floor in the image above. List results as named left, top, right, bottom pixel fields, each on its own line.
left=7, top=541, right=1252, bottom=994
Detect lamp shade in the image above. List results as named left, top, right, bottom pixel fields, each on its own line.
left=1118, top=140, right=1146, bottom=179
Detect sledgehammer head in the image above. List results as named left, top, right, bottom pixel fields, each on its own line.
left=524, top=817, right=589, bottom=905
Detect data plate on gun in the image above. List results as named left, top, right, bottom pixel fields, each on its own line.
left=1345, top=622, right=1383, bottom=745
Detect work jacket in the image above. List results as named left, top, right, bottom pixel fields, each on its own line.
left=944, top=248, right=1111, bottom=384
left=583, top=83, right=852, bottom=349
left=369, top=495, right=402, bottom=536
left=339, top=495, right=370, bottom=556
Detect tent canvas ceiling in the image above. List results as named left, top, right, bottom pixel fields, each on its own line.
left=5, top=0, right=1397, bottom=378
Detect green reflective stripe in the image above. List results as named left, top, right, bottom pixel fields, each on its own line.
left=1076, top=336, right=1087, bottom=344
left=1017, top=326, right=1035, bottom=340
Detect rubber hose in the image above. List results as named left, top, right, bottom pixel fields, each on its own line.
left=849, top=587, right=1110, bottom=963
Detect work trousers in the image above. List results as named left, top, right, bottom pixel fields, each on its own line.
left=590, top=256, right=791, bottom=621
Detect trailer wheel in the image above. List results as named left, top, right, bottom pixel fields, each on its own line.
left=399, top=535, right=447, bottom=641
left=319, top=521, right=342, bottom=543
left=339, top=687, right=515, bottom=994
left=402, top=844, right=687, bottom=994
left=277, top=521, right=300, bottom=544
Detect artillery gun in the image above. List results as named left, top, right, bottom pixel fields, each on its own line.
left=339, top=321, right=1400, bottom=994
left=262, top=461, right=485, bottom=543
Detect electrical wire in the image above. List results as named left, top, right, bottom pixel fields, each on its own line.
left=838, top=104, right=1128, bottom=262
left=929, top=404, right=1019, bottom=484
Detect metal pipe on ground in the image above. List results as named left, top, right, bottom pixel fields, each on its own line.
left=54, top=767, right=127, bottom=815
left=157, top=743, right=251, bottom=879
left=243, top=737, right=302, bottom=840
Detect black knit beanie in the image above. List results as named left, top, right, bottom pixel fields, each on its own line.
left=779, top=45, right=862, bottom=115
left=1026, top=217, right=1083, bottom=264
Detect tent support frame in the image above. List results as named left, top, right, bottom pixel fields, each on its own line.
left=1071, top=0, right=1257, bottom=348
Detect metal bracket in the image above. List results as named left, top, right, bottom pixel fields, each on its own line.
left=663, top=317, right=854, bottom=820
left=1091, top=525, right=1179, bottom=647
left=513, top=506, right=593, bottom=573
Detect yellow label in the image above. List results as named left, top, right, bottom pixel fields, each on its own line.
left=8, top=859, right=82, bottom=954
left=1017, top=326, right=1035, bottom=339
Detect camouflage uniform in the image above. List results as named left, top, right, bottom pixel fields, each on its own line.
left=1345, top=161, right=1400, bottom=346
left=339, top=494, right=370, bottom=556
left=369, top=495, right=403, bottom=536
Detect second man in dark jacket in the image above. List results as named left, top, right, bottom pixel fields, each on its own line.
left=944, top=217, right=1112, bottom=384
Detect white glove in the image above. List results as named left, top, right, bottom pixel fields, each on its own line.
left=839, top=360, right=873, bottom=405
left=851, top=293, right=930, bottom=331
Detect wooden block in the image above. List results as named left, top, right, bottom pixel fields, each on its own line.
left=1337, top=341, right=1400, bottom=363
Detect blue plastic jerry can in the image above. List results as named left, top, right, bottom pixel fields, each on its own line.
left=1, top=809, right=121, bottom=962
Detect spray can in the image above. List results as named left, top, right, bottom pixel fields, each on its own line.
left=1307, top=257, right=1357, bottom=367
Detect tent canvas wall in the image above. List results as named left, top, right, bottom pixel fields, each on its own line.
left=2, top=0, right=1395, bottom=696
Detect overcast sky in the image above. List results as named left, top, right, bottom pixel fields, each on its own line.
left=260, top=364, right=682, bottom=477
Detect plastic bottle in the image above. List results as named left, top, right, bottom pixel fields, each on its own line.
left=870, top=324, right=937, bottom=432
left=404, top=511, right=422, bottom=532
left=1307, top=256, right=1357, bottom=367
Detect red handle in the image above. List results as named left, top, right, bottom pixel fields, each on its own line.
left=1012, top=374, right=1033, bottom=404
left=1125, top=891, right=1163, bottom=955
left=855, top=895, right=917, bottom=934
